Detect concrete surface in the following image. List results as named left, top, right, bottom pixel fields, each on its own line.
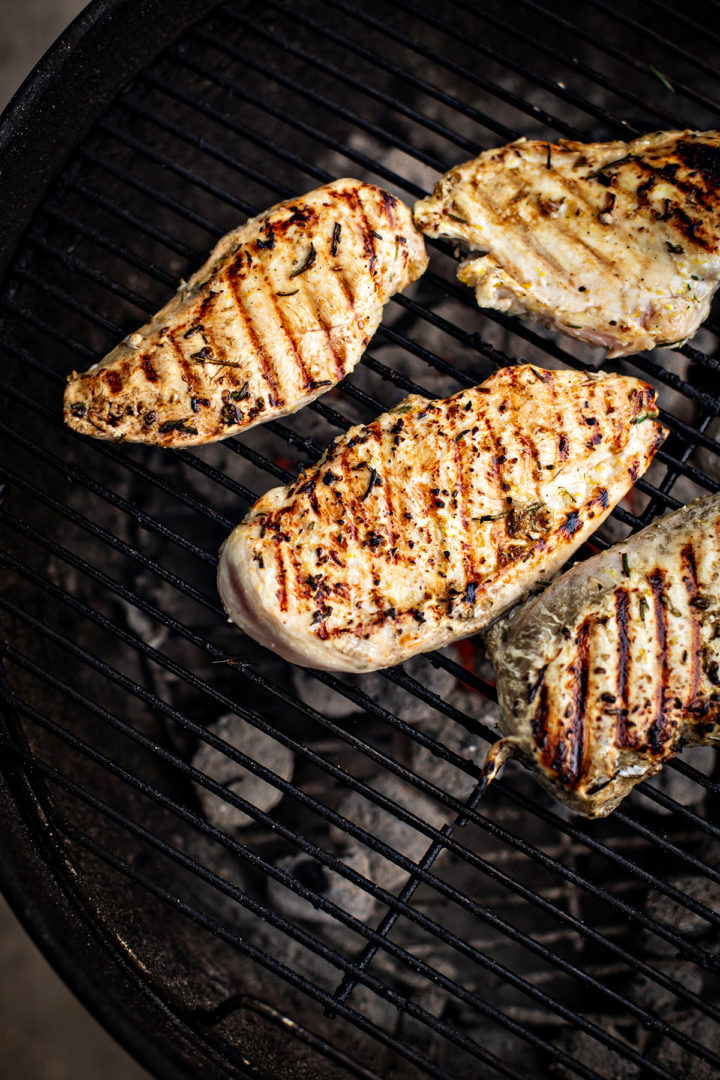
left=1, top=3, right=151, bottom=1076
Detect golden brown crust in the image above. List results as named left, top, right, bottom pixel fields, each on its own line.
left=414, top=130, right=720, bottom=358
left=64, top=179, right=428, bottom=446
left=218, top=365, right=666, bottom=672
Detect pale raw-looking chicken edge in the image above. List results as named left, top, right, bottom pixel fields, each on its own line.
left=217, top=364, right=666, bottom=674
left=482, top=492, right=720, bottom=818
left=64, top=179, right=428, bottom=447
left=414, top=129, right=720, bottom=359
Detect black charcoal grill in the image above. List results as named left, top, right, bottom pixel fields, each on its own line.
left=2, top=2, right=720, bottom=1077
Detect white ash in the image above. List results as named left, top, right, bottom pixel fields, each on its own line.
left=172, top=827, right=253, bottom=928
left=322, top=130, right=438, bottom=203
left=329, top=772, right=451, bottom=893
left=120, top=598, right=170, bottom=651
left=346, top=982, right=400, bottom=1033
left=266, top=849, right=377, bottom=926
left=636, top=747, right=715, bottom=815
left=400, top=950, right=457, bottom=1020
left=644, top=874, right=720, bottom=939
left=193, top=714, right=294, bottom=830
left=629, top=959, right=703, bottom=1017
left=648, top=1012, right=720, bottom=1080
left=552, top=1020, right=644, bottom=1080
left=292, top=650, right=456, bottom=722
left=410, top=703, right=493, bottom=801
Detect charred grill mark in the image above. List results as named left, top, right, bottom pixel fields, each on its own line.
left=615, top=588, right=631, bottom=747
left=553, top=168, right=657, bottom=280
left=141, top=356, right=159, bottom=382
left=306, top=287, right=346, bottom=382
left=200, top=321, right=240, bottom=391
left=334, top=269, right=356, bottom=311
left=347, top=187, right=382, bottom=299
left=335, top=267, right=374, bottom=353
left=297, top=471, right=321, bottom=517
left=452, top=433, right=474, bottom=582
left=199, top=287, right=221, bottom=320
left=103, top=369, right=123, bottom=394
left=472, top=182, right=573, bottom=282
left=528, top=665, right=548, bottom=704
left=627, top=152, right=715, bottom=250
left=651, top=425, right=666, bottom=457
left=676, top=138, right=720, bottom=201
left=532, top=683, right=551, bottom=765
left=274, top=546, right=289, bottom=613
left=482, top=413, right=507, bottom=507
left=557, top=432, right=569, bottom=461
left=223, top=267, right=283, bottom=406
left=681, top=542, right=701, bottom=705
left=516, top=427, right=541, bottom=482
left=337, top=445, right=360, bottom=550
left=424, top=457, right=448, bottom=593
left=256, top=263, right=312, bottom=388
left=563, top=619, right=591, bottom=788
left=648, top=567, right=671, bottom=752
left=370, top=426, right=397, bottom=549
left=379, top=188, right=398, bottom=226
left=168, top=330, right=202, bottom=396
left=559, top=510, right=582, bottom=540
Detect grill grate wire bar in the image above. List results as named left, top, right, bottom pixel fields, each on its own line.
left=2, top=61, right=716, bottom=902
left=5, top=2, right=720, bottom=972
left=2, top=0, right=720, bottom=1077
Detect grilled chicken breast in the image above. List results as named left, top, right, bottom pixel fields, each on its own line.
left=414, top=130, right=720, bottom=358
left=217, top=365, right=666, bottom=673
left=64, top=179, right=428, bottom=446
left=484, top=493, right=720, bottom=818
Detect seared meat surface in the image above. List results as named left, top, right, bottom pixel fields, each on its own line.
left=484, top=493, right=720, bottom=817
left=64, top=179, right=428, bottom=446
left=217, top=365, right=665, bottom=673
left=414, top=130, right=720, bottom=358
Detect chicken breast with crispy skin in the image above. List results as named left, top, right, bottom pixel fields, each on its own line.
left=414, top=130, right=720, bottom=358
left=217, top=365, right=666, bottom=673
left=483, top=493, right=720, bottom=818
left=64, top=179, right=428, bottom=447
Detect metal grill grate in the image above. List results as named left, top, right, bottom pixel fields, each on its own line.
left=2, top=1, right=720, bottom=1077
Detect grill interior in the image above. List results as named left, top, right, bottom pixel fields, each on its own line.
left=2, top=1, right=720, bottom=1078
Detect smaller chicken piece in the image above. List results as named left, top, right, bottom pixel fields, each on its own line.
left=64, top=179, right=428, bottom=446
left=482, top=493, right=720, bottom=817
left=414, top=130, right=720, bottom=358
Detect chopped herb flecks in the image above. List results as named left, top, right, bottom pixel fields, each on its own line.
left=158, top=418, right=198, bottom=435
left=289, top=243, right=317, bottom=278
left=360, top=467, right=379, bottom=501
left=190, top=346, right=214, bottom=362
left=648, top=65, right=674, bottom=92
left=231, top=382, right=250, bottom=402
